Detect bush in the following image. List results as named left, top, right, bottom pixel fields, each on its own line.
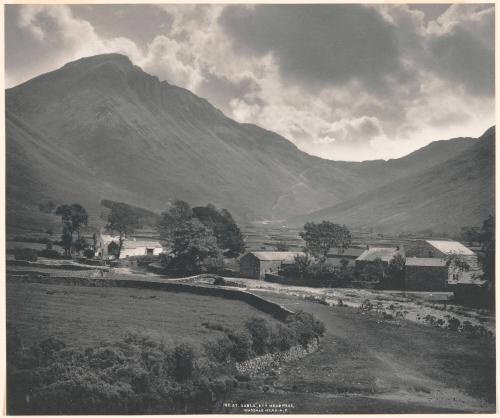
left=38, top=249, right=63, bottom=259
left=269, top=323, right=296, bottom=352
left=136, top=255, right=160, bottom=267
left=213, top=276, right=226, bottom=286
left=83, top=248, right=95, bottom=259
left=244, top=317, right=271, bottom=355
left=203, top=336, right=234, bottom=363
left=173, top=344, right=195, bottom=381
left=6, top=311, right=327, bottom=414
left=7, top=331, right=234, bottom=415
left=305, top=262, right=336, bottom=281
left=227, top=330, right=254, bottom=362
left=13, top=248, right=38, bottom=262
left=286, top=311, right=325, bottom=347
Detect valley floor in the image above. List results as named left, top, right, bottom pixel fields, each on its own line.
left=6, top=265, right=496, bottom=414
left=224, top=292, right=495, bottom=413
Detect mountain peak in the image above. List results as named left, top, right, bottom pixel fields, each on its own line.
left=63, top=53, right=133, bottom=70
left=481, top=125, right=495, bottom=139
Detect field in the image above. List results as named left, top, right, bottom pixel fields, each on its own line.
left=6, top=256, right=496, bottom=413
left=225, top=292, right=496, bottom=413
left=6, top=281, right=276, bottom=349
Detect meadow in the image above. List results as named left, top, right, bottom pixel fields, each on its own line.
left=6, top=281, right=278, bottom=348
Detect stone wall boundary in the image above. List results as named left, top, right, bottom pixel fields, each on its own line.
left=7, top=274, right=294, bottom=321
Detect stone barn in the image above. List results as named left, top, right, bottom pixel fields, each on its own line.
left=239, top=251, right=305, bottom=280
left=405, top=239, right=479, bottom=282
left=405, top=258, right=449, bottom=291
left=407, top=240, right=476, bottom=261
left=325, top=247, right=364, bottom=268
left=355, top=246, right=403, bottom=268
left=119, top=239, right=164, bottom=258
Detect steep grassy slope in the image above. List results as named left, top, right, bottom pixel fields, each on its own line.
left=293, top=127, right=495, bottom=234
left=6, top=54, right=375, bottom=223
left=6, top=53, right=488, bottom=234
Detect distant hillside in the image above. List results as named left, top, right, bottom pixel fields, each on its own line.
left=100, top=200, right=161, bottom=228
left=5, top=53, right=491, bottom=235
left=292, top=127, right=495, bottom=235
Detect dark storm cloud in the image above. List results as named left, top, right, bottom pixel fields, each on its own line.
left=219, top=5, right=408, bottom=94
left=428, top=23, right=494, bottom=97
left=197, top=71, right=262, bottom=113
left=70, top=5, right=174, bottom=49
left=5, top=5, right=66, bottom=86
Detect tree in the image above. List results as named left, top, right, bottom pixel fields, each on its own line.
left=460, top=226, right=481, bottom=244
left=105, top=204, right=139, bottom=258
left=445, top=253, right=470, bottom=280
left=479, top=215, right=495, bottom=284
left=274, top=241, right=290, bottom=251
left=72, top=237, right=88, bottom=254
left=169, top=218, right=222, bottom=273
left=61, top=222, right=73, bottom=256
left=294, top=253, right=312, bottom=278
left=339, top=258, right=349, bottom=272
left=55, top=203, right=89, bottom=249
left=107, top=241, right=120, bottom=258
left=387, top=253, right=406, bottom=289
left=300, top=221, right=351, bottom=262
left=192, top=204, right=245, bottom=257
left=158, top=200, right=193, bottom=245
left=362, top=258, right=386, bottom=282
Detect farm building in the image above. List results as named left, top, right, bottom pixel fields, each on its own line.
left=239, top=251, right=305, bottom=280
left=405, top=239, right=480, bottom=281
left=355, top=246, right=403, bottom=267
left=325, top=247, right=365, bottom=268
left=405, top=258, right=448, bottom=291
left=119, top=239, right=164, bottom=258
left=406, top=239, right=476, bottom=260
left=95, top=233, right=163, bottom=259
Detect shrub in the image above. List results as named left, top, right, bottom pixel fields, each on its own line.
left=13, top=248, right=38, bottom=262
left=136, top=255, right=160, bottom=267
left=38, top=249, right=63, bottom=259
left=305, top=262, right=336, bottom=281
left=203, top=336, right=234, bottom=363
left=213, top=276, right=226, bottom=286
left=7, top=307, right=327, bottom=414
left=360, top=299, right=373, bottom=311
left=173, top=344, right=195, bottom=381
left=244, top=317, right=271, bottom=355
left=269, top=323, right=296, bottom=352
left=286, top=311, right=325, bottom=347
left=7, top=331, right=234, bottom=415
left=227, top=330, right=253, bottom=362
left=84, top=248, right=95, bottom=259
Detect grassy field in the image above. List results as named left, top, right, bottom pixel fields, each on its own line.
left=226, top=292, right=496, bottom=413
left=6, top=281, right=277, bottom=349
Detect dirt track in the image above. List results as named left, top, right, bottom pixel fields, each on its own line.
left=227, top=291, right=496, bottom=413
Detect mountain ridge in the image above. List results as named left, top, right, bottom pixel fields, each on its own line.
left=6, top=53, right=494, bottom=234
left=291, top=127, right=495, bottom=234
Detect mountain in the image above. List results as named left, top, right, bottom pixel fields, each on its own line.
left=6, top=53, right=492, bottom=234
left=291, top=127, right=495, bottom=234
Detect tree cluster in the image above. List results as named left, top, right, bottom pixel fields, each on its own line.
left=158, top=201, right=245, bottom=274
left=300, top=221, right=351, bottom=262
left=55, top=203, right=89, bottom=256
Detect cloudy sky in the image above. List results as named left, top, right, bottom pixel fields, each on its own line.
left=5, top=3, right=495, bottom=161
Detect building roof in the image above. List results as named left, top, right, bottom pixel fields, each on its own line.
left=356, top=247, right=400, bottom=262
left=406, top=257, right=447, bottom=267
left=327, top=247, right=365, bottom=258
left=246, top=251, right=305, bottom=261
left=122, top=240, right=163, bottom=249
left=426, top=240, right=475, bottom=256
